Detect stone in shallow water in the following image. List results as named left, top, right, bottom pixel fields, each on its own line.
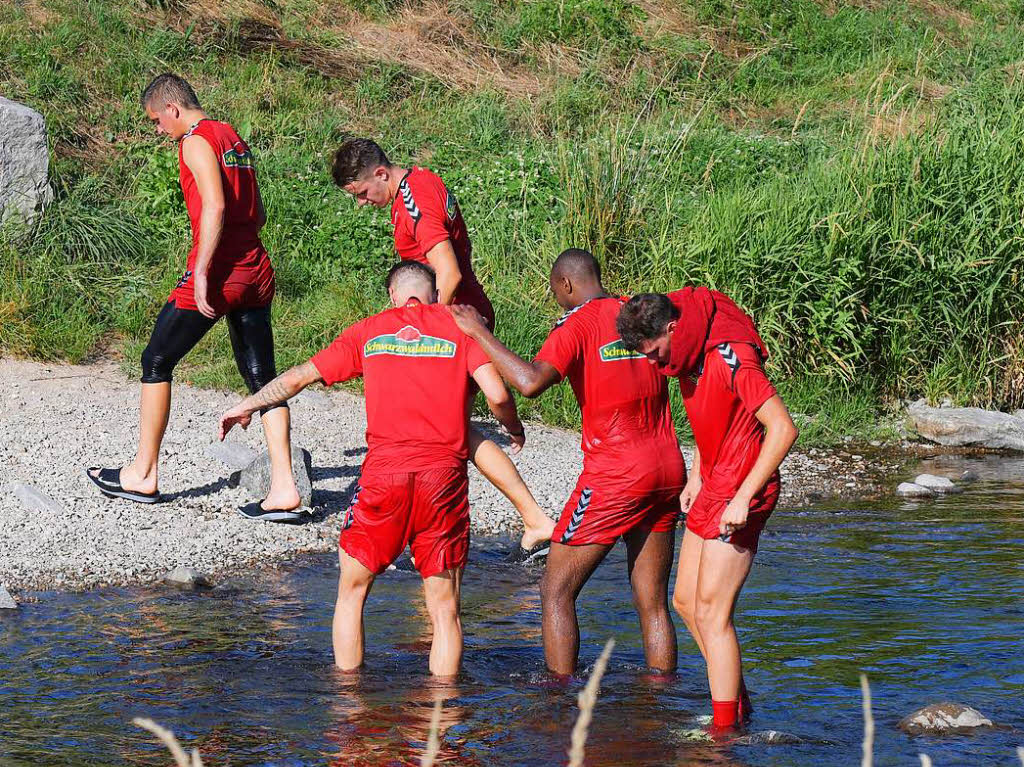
left=164, top=567, right=210, bottom=589
left=898, top=703, right=993, bottom=735
left=232, top=446, right=313, bottom=507
left=0, top=584, right=17, bottom=610
left=897, top=482, right=934, bottom=498
left=913, top=474, right=962, bottom=494
left=959, top=469, right=980, bottom=483
left=730, top=730, right=806, bottom=745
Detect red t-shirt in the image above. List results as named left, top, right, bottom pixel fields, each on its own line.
left=390, top=167, right=494, bottom=323
left=535, top=297, right=682, bottom=480
left=174, top=119, right=273, bottom=305
left=310, top=301, right=490, bottom=474
left=680, top=342, right=778, bottom=502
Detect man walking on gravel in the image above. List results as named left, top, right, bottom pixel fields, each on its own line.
left=616, top=288, right=798, bottom=733
left=449, top=249, right=686, bottom=676
left=87, top=73, right=302, bottom=522
left=218, top=261, right=528, bottom=676
left=330, top=138, right=554, bottom=561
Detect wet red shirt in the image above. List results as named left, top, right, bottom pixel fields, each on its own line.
left=680, top=342, right=779, bottom=501
left=310, top=301, right=490, bottom=474
left=535, top=297, right=682, bottom=480
left=390, top=167, right=494, bottom=323
left=173, top=119, right=273, bottom=311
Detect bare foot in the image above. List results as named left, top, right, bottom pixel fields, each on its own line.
left=116, top=464, right=159, bottom=496
left=262, top=484, right=301, bottom=512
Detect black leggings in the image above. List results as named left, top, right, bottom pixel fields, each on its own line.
left=140, top=301, right=284, bottom=413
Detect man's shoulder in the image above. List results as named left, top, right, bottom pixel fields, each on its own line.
left=552, top=296, right=620, bottom=332
left=407, top=166, right=446, bottom=190
left=705, top=341, right=766, bottom=380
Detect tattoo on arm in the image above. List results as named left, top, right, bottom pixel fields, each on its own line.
left=239, top=362, right=320, bottom=413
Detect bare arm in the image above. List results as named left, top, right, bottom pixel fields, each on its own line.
left=680, top=444, right=701, bottom=512
left=424, top=240, right=462, bottom=305
left=449, top=304, right=560, bottom=398
left=182, top=135, right=225, bottom=319
left=219, top=362, right=323, bottom=439
left=471, top=362, right=526, bottom=454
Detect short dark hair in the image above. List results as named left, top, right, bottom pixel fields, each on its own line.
left=141, top=73, right=200, bottom=110
left=385, top=260, right=436, bottom=292
left=616, top=293, right=679, bottom=351
left=332, top=138, right=391, bottom=187
left=551, top=247, right=601, bottom=283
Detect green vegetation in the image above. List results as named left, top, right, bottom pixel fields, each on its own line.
left=3, top=0, right=1024, bottom=445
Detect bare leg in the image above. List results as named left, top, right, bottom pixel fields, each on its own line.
left=624, top=527, right=677, bottom=674
left=259, top=406, right=301, bottom=510
left=694, top=538, right=755, bottom=703
left=468, top=428, right=554, bottom=550
left=422, top=567, right=464, bottom=677
left=672, top=528, right=708, bottom=659
left=119, top=382, right=171, bottom=495
left=333, top=547, right=376, bottom=670
left=540, top=541, right=612, bottom=675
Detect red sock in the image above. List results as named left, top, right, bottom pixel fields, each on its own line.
left=712, top=699, right=739, bottom=728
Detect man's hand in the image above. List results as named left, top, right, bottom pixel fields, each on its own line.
left=449, top=304, right=488, bottom=336
left=219, top=403, right=254, bottom=440
left=719, top=495, right=751, bottom=537
left=506, top=423, right=525, bottom=455
left=193, top=273, right=217, bottom=319
left=680, top=477, right=702, bottom=513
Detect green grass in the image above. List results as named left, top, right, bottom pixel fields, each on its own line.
left=3, top=0, right=1024, bottom=446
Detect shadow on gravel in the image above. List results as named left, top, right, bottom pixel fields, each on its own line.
left=163, top=476, right=230, bottom=501
left=311, top=479, right=360, bottom=521
left=313, top=464, right=362, bottom=481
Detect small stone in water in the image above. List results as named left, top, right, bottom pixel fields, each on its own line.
left=0, top=584, right=17, bottom=610
left=913, top=474, right=962, bottom=494
left=164, top=567, right=210, bottom=589
left=897, top=482, right=934, bottom=498
left=898, top=702, right=993, bottom=735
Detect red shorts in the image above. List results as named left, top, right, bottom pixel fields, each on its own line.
left=553, top=467, right=684, bottom=547
left=170, top=245, right=275, bottom=316
left=340, top=466, right=470, bottom=578
left=686, top=479, right=780, bottom=553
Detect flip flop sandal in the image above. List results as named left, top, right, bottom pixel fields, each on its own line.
left=86, top=467, right=161, bottom=504
left=505, top=540, right=551, bottom=564
left=237, top=502, right=308, bottom=523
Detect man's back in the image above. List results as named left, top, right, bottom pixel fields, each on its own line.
left=311, top=301, right=489, bottom=473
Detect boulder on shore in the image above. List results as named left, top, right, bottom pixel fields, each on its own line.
left=164, top=567, right=210, bottom=589
left=0, top=97, right=53, bottom=225
left=898, top=702, right=993, bottom=735
left=232, top=446, right=313, bottom=507
left=912, top=474, right=961, bottom=494
left=0, top=584, right=18, bottom=610
left=907, top=400, right=1024, bottom=452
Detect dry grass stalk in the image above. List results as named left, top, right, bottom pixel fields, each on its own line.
left=860, top=674, right=874, bottom=767
left=1017, top=745, right=1024, bottom=766
left=567, top=638, right=616, bottom=767
left=420, top=699, right=442, bottom=767
left=919, top=755, right=933, bottom=767
left=132, top=717, right=205, bottom=767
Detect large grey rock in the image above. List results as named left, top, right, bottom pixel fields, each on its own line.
left=907, top=400, right=1024, bottom=452
left=233, top=446, right=313, bottom=507
left=13, top=483, right=64, bottom=514
left=163, top=566, right=210, bottom=589
left=898, top=703, right=993, bottom=735
left=913, top=474, right=961, bottom=494
left=0, top=584, right=17, bottom=610
left=0, top=97, right=53, bottom=225
left=897, top=482, right=934, bottom=498
left=205, top=440, right=257, bottom=471
left=730, top=730, right=806, bottom=745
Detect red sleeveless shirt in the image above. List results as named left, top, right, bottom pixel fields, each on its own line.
left=171, top=119, right=274, bottom=313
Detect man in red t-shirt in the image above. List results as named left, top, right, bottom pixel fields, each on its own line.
left=617, top=290, right=799, bottom=733
left=86, top=73, right=301, bottom=522
left=450, top=249, right=686, bottom=676
left=329, top=138, right=554, bottom=557
left=217, top=261, right=526, bottom=676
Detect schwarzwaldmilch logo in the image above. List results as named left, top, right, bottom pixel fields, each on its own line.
left=598, top=339, right=645, bottom=362
left=222, top=143, right=255, bottom=169
left=364, top=325, right=457, bottom=358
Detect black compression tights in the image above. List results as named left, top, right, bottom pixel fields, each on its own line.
left=140, top=301, right=284, bottom=413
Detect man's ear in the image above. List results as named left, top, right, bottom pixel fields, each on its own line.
left=374, top=165, right=389, bottom=183
left=388, top=284, right=398, bottom=307
left=168, top=103, right=181, bottom=120
left=430, top=289, right=440, bottom=305
left=665, top=320, right=677, bottom=336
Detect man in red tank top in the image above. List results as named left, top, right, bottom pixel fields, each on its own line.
left=617, top=290, right=800, bottom=734
left=86, top=73, right=302, bottom=522
left=330, top=138, right=554, bottom=557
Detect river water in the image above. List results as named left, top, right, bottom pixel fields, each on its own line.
left=1, top=455, right=1021, bottom=766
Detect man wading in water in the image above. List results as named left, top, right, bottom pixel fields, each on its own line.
left=330, top=138, right=555, bottom=561
left=616, top=289, right=798, bottom=734
left=449, top=249, right=685, bottom=676
left=87, top=73, right=302, bottom=522
left=217, top=261, right=528, bottom=676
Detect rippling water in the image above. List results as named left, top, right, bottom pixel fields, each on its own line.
left=1, top=455, right=1022, bottom=766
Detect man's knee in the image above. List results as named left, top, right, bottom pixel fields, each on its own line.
left=694, top=591, right=728, bottom=635
left=426, top=593, right=460, bottom=629
left=540, top=567, right=576, bottom=609
left=672, top=590, right=695, bottom=623
left=140, top=345, right=174, bottom=384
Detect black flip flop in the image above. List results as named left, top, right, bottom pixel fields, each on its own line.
left=237, top=502, right=307, bottom=523
left=506, top=540, right=551, bottom=564
left=86, top=467, right=161, bottom=504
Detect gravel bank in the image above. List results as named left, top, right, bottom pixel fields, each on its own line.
left=0, top=359, right=890, bottom=593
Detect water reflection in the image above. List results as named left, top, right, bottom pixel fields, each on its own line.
left=0, top=455, right=1021, bottom=765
